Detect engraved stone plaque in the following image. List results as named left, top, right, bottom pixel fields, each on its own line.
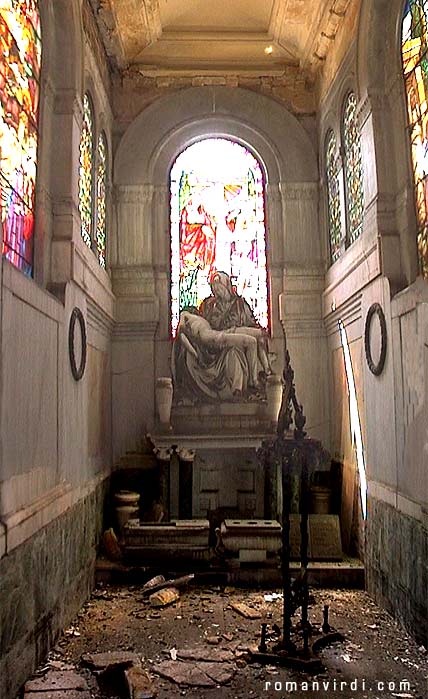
left=308, top=514, right=342, bottom=560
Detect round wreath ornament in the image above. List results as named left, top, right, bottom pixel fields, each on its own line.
left=68, top=307, right=87, bottom=381
left=364, top=303, right=387, bottom=376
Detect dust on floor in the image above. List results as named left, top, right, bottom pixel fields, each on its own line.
left=24, top=584, right=428, bottom=699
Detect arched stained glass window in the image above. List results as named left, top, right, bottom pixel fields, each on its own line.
left=0, top=0, right=41, bottom=276
left=96, top=131, right=107, bottom=268
left=342, top=92, right=364, bottom=245
left=402, top=0, right=428, bottom=277
left=326, top=130, right=342, bottom=263
left=170, top=138, right=268, bottom=336
left=79, top=94, right=94, bottom=249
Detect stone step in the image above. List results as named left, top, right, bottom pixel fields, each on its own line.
left=95, top=556, right=365, bottom=589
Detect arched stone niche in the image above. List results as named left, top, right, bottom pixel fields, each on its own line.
left=113, top=86, right=322, bottom=323
left=111, top=87, right=329, bottom=455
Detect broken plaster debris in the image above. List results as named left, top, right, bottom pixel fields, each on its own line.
left=125, top=664, right=157, bottom=699
left=25, top=671, right=88, bottom=693
left=152, top=659, right=236, bottom=688
left=230, top=601, right=262, bottom=620
left=23, top=586, right=428, bottom=699
left=81, top=651, right=141, bottom=670
left=149, top=587, right=180, bottom=607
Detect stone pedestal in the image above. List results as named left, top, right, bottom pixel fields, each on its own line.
left=150, top=432, right=269, bottom=520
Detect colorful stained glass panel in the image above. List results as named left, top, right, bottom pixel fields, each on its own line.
left=96, top=132, right=107, bottom=268
left=342, top=92, right=364, bottom=245
left=403, top=0, right=428, bottom=276
left=0, top=0, right=41, bottom=275
left=170, top=138, right=269, bottom=336
left=79, top=94, right=94, bottom=249
left=326, top=130, right=342, bottom=263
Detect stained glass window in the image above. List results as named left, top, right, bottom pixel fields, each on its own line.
left=342, top=92, right=364, bottom=245
left=170, top=138, right=268, bottom=336
left=79, top=94, right=94, bottom=249
left=326, top=130, right=342, bottom=263
left=402, top=0, right=428, bottom=277
left=0, top=0, right=41, bottom=275
left=96, top=131, right=107, bottom=268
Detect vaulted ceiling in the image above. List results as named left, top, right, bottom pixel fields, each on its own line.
left=91, top=0, right=355, bottom=76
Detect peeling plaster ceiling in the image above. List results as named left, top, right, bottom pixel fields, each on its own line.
left=90, top=0, right=354, bottom=76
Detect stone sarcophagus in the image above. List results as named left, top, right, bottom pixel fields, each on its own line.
left=123, top=519, right=210, bottom=561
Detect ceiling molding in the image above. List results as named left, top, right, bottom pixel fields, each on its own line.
left=91, top=0, right=356, bottom=79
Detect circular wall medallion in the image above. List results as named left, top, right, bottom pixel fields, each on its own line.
left=364, top=303, right=387, bottom=376
left=68, top=307, right=87, bottom=381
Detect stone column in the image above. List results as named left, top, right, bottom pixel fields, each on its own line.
left=177, top=448, right=196, bottom=520
left=50, top=88, right=83, bottom=284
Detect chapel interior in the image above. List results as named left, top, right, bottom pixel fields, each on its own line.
left=0, top=0, right=427, bottom=697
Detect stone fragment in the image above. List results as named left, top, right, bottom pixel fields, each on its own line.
left=176, top=647, right=235, bottom=663
left=47, top=661, right=76, bottom=671
left=125, top=665, right=157, bottom=699
left=153, top=660, right=236, bottom=687
left=25, top=671, right=88, bottom=692
left=25, top=693, right=91, bottom=699
left=142, top=575, right=166, bottom=592
left=149, top=587, right=180, bottom=607
left=81, top=651, right=141, bottom=671
left=230, top=602, right=262, bottom=619
left=206, top=636, right=221, bottom=645
left=153, top=660, right=214, bottom=688
left=103, top=528, right=122, bottom=561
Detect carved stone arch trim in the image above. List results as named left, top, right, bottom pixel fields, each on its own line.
left=149, top=118, right=279, bottom=187
left=114, top=86, right=318, bottom=186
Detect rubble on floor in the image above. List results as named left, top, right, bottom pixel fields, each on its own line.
left=22, top=584, right=428, bottom=699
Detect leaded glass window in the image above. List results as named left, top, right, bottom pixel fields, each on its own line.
left=0, top=0, right=41, bottom=276
left=170, top=138, right=269, bottom=336
left=79, top=94, right=94, bottom=249
left=96, top=131, right=107, bottom=268
left=402, top=0, right=428, bottom=277
left=342, top=92, right=364, bottom=245
left=326, top=130, right=342, bottom=263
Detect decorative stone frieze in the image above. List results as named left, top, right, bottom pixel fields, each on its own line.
left=280, top=182, right=319, bottom=201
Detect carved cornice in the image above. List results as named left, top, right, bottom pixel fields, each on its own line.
left=108, top=0, right=161, bottom=61
left=83, top=0, right=112, bottom=93
left=87, top=298, right=114, bottom=335
left=323, top=292, right=363, bottom=335
left=113, top=320, right=158, bottom=338
left=280, top=182, right=319, bottom=201
left=116, top=185, right=154, bottom=205
left=111, top=266, right=156, bottom=297
left=302, top=0, right=353, bottom=71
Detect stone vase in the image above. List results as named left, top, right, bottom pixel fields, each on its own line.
left=265, top=374, right=283, bottom=424
left=116, top=505, right=139, bottom=534
left=156, top=377, right=173, bottom=426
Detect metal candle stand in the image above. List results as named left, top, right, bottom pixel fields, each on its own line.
left=250, top=336, right=344, bottom=671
